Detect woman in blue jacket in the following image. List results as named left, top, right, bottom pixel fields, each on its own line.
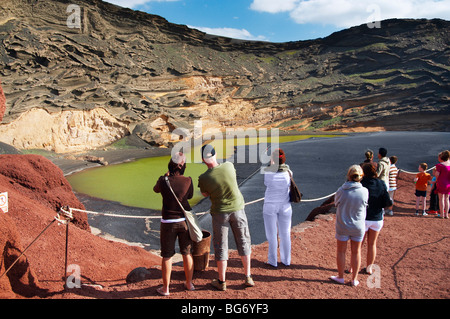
left=332, top=165, right=368, bottom=287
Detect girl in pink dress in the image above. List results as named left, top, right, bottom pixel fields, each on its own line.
left=435, top=150, right=450, bottom=219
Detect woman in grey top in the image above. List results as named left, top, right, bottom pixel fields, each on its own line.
left=331, top=165, right=368, bottom=287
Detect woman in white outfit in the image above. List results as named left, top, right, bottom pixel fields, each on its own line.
left=262, top=148, right=292, bottom=267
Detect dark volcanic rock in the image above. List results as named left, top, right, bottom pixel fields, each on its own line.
left=0, top=0, right=449, bottom=152
left=126, top=267, right=153, bottom=284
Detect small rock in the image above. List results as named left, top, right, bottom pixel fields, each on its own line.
left=126, top=267, right=152, bottom=284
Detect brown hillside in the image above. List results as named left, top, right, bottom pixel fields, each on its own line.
left=0, top=0, right=449, bottom=153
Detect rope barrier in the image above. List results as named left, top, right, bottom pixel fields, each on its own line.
left=301, top=192, right=336, bottom=202
left=64, top=164, right=428, bottom=220
left=399, top=166, right=436, bottom=175
left=244, top=197, right=264, bottom=206
left=69, top=207, right=159, bottom=219
left=243, top=191, right=336, bottom=206
left=68, top=207, right=210, bottom=219
left=67, top=191, right=337, bottom=221
left=57, top=206, right=74, bottom=225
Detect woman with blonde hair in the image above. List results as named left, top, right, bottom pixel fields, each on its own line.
left=331, top=165, right=368, bottom=286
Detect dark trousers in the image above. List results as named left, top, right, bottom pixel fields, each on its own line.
left=429, top=184, right=439, bottom=211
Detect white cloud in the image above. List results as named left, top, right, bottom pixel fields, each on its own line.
left=189, top=26, right=268, bottom=41
left=105, top=0, right=179, bottom=9
left=250, top=0, right=300, bottom=13
left=250, top=0, right=450, bottom=28
left=103, top=0, right=267, bottom=41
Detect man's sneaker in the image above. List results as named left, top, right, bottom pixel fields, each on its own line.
left=211, top=279, right=226, bottom=291
left=422, top=211, right=428, bottom=216
left=244, top=276, right=255, bottom=287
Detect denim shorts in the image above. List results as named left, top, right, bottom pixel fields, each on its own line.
left=211, top=209, right=251, bottom=261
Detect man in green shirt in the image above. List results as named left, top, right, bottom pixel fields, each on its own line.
left=198, top=144, right=254, bottom=290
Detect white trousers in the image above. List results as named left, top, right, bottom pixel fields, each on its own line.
left=263, top=202, right=292, bottom=267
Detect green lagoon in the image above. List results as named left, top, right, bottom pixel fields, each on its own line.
left=67, top=135, right=339, bottom=210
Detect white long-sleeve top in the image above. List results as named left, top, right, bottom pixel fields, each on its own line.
left=264, top=170, right=291, bottom=203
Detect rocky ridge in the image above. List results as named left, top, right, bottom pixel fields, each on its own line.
left=0, top=0, right=449, bottom=152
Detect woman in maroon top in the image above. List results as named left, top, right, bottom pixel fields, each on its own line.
left=435, top=150, right=450, bottom=219
left=153, top=153, right=194, bottom=296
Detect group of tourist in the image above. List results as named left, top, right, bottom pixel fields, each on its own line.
left=153, top=144, right=254, bottom=296
left=331, top=148, right=450, bottom=286
left=153, top=143, right=450, bottom=295
left=413, top=151, right=450, bottom=219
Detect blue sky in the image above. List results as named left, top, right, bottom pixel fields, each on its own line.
left=105, top=0, right=450, bottom=42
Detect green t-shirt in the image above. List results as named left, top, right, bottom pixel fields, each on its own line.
left=198, top=162, right=245, bottom=214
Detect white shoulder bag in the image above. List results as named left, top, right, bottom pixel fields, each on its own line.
left=164, top=176, right=203, bottom=243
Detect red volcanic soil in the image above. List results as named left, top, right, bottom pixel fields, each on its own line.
left=1, top=154, right=448, bottom=300
left=0, top=154, right=159, bottom=298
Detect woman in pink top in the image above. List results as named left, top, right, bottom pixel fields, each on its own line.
left=435, top=150, right=450, bottom=219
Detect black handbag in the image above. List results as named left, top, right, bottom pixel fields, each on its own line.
left=288, top=170, right=302, bottom=203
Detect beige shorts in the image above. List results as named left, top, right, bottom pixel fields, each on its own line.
left=211, top=209, right=251, bottom=261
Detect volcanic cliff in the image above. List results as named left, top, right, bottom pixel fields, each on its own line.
left=0, top=0, right=449, bottom=152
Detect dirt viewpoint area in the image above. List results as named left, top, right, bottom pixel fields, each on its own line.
left=0, top=154, right=448, bottom=301
left=97, top=170, right=448, bottom=300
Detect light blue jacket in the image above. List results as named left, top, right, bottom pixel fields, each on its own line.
left=335, top=181, right=369, bottom=238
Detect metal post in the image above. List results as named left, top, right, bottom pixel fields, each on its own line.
left=57, top=206, right=73, bottom=290
left=64, top=222, right=69, bottom=289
